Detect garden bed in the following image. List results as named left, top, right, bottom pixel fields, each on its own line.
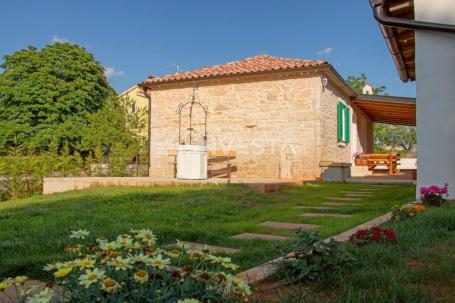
left=253, top=202, right=455, bottom=303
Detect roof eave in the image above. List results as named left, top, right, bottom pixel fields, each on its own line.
left=139, top=64, right=356, bottom=97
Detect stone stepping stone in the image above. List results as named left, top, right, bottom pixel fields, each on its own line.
left=322, top=202, right=364, bottom=206
left=232, top=233, right=292, bottom=241
left=294, top=206, right=334, bottom=210
left=341, top=191, right=374, bottom=194
left=345, top=193, right=373, bottom=197
left=259, top=221, right=320, bottom=231
left=180, top=241, right=240, bottom=254
left=370, top=184, right=394, bottom=187
left=327, top=197, right=362, bottom=201
left=300, top=212, right=353, bottom=218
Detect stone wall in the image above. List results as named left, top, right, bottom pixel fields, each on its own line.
left=319, top=81, right=352, bottom=165
left=148, top=72, right=326, bottom=179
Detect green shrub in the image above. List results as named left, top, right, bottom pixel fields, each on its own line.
left=274, top=231, right=356, bottom=284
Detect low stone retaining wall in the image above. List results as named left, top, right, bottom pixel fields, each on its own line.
left=42, top=177, right=301, bottom=195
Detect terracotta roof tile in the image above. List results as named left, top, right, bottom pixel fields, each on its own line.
left=141, top=54, right=327, bottom=85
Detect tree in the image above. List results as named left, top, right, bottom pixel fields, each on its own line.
left=374, top=124, right=416, bottom=151
left=345, top=73, right=386, bottom=95
left=346, top=74, right=416, bottom=152
left=0, top=43, right=115, bottom=152
left=80, top=96, right=146, bottom=155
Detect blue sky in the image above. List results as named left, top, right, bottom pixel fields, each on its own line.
left=0, top=0, right=415, bottom=96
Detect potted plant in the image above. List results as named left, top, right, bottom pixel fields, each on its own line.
left=419, top=183, right=449, bottom=206
left=353, top=152, right=368, bottom=166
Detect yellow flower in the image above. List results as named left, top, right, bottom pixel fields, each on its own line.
left=99, top=241, right=119, bottom=251
left=189, top=250, right=207, bottom=261
left=150, top=255, right=171, bottom=269
left=78, top=268, right=106, bottom=288
left=209, top=255, right=231, bottom=265
left=0, top=278, right=13, bottom=291
left=100, top=278, right=120, bottom=293
left=136, top=229, right=157, bottom=245
left=129, top=253, right=154, bottom=265
left=54, top=267, right=72, bottom=278
left=107, top=256, right=133, bottom=271
left=64, top=244, right=81, bottom=254
left=69, top=229, right=90, bottom=240
left=222, top=262, right=239, bottom=271
left=134, top=270, right=149, bottom=284
left=63, top=260, right=79, bottom=269
left=13, top=276, right=28, bottom=285
left=168, top=249, right=181, bottom=259
left=78, top=258, right=96, bottom=269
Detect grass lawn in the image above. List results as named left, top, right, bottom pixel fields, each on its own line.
left=259, top=202, right=455, bottom=303
left=0, top=182, right=415, bottom=280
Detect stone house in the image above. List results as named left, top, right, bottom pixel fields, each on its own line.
left=139, top=54, right=415, bottom=180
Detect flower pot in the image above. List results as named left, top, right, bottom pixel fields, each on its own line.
left=354, top=159, right=368, bottom=166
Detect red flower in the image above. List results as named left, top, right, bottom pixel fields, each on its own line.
left=355, top=229, right=367, bottom=238
left=383, top=228, right=396, bottom=241
left=371, top=227, right=383, bottom=241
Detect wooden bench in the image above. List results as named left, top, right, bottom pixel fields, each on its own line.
left=366, top=153, right=400, bottom=175
left=167, top=149, right=237, bottom=180
left=167, top=150, right=177, bottom=178
left=208, top=150, right=237, bottom=181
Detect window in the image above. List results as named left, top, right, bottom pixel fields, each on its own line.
left=337, top=101, right=350, bottom=143
left=131, top=101, right=136, bottom=113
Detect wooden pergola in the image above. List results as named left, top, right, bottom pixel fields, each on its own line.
left=352, top=94, right=416, bottom=126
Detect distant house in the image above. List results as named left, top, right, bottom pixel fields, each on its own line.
left=139, top=54, right=415, bottom=180
left=119, top=85, right=149, bottom=138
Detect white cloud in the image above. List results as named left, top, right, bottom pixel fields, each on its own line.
left=104, top=67, right=125, bottom=79
left=316, top=47, right=334, bottom=56
left=51, top=35, right=71, bottom=43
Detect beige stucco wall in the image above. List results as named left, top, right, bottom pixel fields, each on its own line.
left=146, top=71, right=369, bottom=180
left=120, top=85, right=149, bottom=138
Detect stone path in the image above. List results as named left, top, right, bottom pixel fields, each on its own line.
left=294, top=206, right=334, bottom=210
left=237, top=211, right=394, bottom=283
left=259, top=221, right=320, bottom=231
left=300, top=212, right=353, bottom=218
left=370, top=184, right=394, bottom=187
left=231, top=233, right=292, bottom=241
left=179, top=241, right=240, bottom=254
left=322, top=202, right=364, bottom=206
left=341, top=191, right=374, bottom=194
left=345, top=193, right=373, bottom=197
left=327, top=197, right=362, bottom=201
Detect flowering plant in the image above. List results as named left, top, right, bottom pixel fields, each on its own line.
left=353, top=152, right=367, bottom=160
left=275, top=231, right=355, bottom=283
left=0, top=229, right=250, bottom=303
left=0, top=276, right=55, bottom=303
left=349, top=226, right=396, bottom=245
left=419, top=183, right=449, bottom=206
left=391, top=204, right=426, bottom=220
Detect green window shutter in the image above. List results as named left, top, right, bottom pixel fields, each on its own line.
left=344, top=106, right=350, bottom=143
left=337, top=102, right=343, bottom=141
